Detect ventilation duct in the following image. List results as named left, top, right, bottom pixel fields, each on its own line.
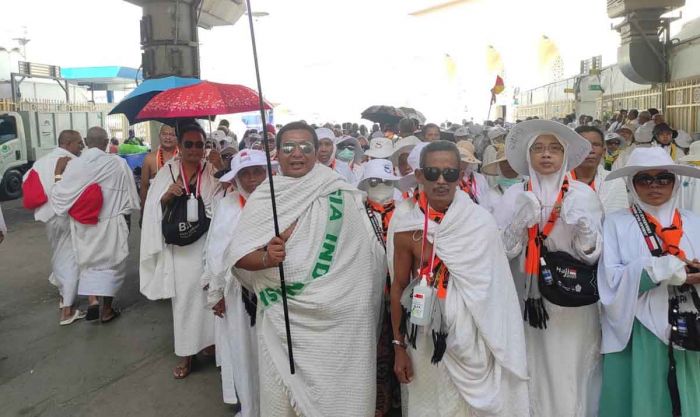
left=608, top=0, right=684, bottom=84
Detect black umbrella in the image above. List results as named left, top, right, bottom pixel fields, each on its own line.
left=398, top=107, right=427, bottom=124
left=361, top=105, right=405, bottom=126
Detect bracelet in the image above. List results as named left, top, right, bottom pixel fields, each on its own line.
left=262, top=251, right=269, bottom=268
left=392, top=339, right=407, bottom=349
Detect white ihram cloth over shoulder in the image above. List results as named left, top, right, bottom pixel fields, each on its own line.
left=23, top=147, right=80, bottom=306
left=50, top=147, right=139, bottom=297
left=575, top=164, right=629, bottom=213
left=386, top=190, right=529, bottom=417
left=203, top=190, right=259, bottom=416
left=140, top=158, right=220, bottom=356
left=496, top=180, right=604, bottom=417
left=225, top=164, right=385, bottom=417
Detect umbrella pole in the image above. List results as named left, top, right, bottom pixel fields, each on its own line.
left=245, top=0, right=295, bottom=375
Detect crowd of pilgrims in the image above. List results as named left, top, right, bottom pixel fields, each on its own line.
left=9, top=107, right=700, bottom=417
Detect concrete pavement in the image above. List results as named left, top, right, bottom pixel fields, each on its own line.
left=0, top=199, right=233, bottom=417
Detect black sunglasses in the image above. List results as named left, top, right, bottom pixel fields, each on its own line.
left=422, top=167, right=460, bottom=182
left=633, top=172, right=675, bottom=187
left=183, top=141, right=204, bottom=149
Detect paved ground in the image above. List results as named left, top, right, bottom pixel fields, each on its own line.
left=0, top=199, right=234, bottom=417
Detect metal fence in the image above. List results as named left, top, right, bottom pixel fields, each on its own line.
left=515, top=77, right=700, bottom=136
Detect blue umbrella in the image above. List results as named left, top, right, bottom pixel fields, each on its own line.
left=109, top=76, right=201, bottom=124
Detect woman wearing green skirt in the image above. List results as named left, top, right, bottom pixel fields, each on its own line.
left=598, top=147, right=700, bottom=417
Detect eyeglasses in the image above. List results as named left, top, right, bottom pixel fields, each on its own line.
left=633, top=172, right=675, bottom=187
left=280, top=141, right=315, bottom=154
left=337, top=144, right=355, bottom=151
left=529, top=143, right=565, bottom=154
left=421, top=167, right=460, bottom=182
left=183, top=141, right=204, bottom=149
left=368, top=178, right=393, bottom=187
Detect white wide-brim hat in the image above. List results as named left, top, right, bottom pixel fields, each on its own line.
left=457, top=141, right=481, bottom=164
left=357, top=159, right=401, bottom=191
left=398, top=142, right=429, bottom=191
left=364, top=137, right=395, bottom=159
left=487, top=125, right=508, bottom=141
left=481, top=143, right=506, bottom=176
left=220, top=149, right=271, bottom=183
left=336, top=135, right=364, bottom=161
left=606, top=147, right=700, bottom=181
left=505, top=119, right=591, bottom=177
left=680, top=140, right=700, bottom=163
left=390, top=135, right=421, bottom=165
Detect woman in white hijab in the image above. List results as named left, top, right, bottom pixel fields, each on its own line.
left=314, top=128, right=355, bottom=183
left=495, top=119, right=604, bottom=417
left=598, top=147, right=700, bottom=417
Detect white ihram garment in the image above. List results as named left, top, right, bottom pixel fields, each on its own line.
left=226, top=164, right=385, bottom=417
left=497, top=180, right=603, bottom=417
left=387, top=191, right=529, bottom=417
left=140, top=158, right=220, bottom=356
left=204, top=190, right=259, bottom=416
left=23, top=147, right=80, bottom=306
left=51, top=147, right=139, bottom=297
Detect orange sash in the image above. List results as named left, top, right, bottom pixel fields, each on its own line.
left=524, top=178, right=569, bottom=275
left=414, top=191, right=449, bottom=299
left=645, top=209, right=686, bottom=260
left=367, top=199, right=395, bottom=241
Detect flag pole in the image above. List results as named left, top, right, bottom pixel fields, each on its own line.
left=244, top=0, right=295, bottom=375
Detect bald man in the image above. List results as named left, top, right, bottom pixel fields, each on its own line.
left=22, top=130, right=84, bottom=324
left=140, top=124, right=178, bottom=208
left=51, top=126, right=140, bottom=323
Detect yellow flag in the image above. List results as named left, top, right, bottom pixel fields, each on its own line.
left=486, top=45, right=504, bottom=74
left=445, top=53, right=457, bottom=81
left=538, top=35, right=561, bottom=72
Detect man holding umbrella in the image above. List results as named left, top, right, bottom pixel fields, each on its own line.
left=226, top=121, right=386, bottom=417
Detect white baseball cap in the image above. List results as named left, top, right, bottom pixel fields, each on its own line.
left=364, top=137, right=394, bottom=159
left=219, top=149, right=269, bottom=183
left=357, top=159, right=401, bottom=191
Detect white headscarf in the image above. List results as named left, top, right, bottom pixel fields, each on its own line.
left=525, top=134, right=569, bottom=226
left=625, top=169, right=680, bottom=228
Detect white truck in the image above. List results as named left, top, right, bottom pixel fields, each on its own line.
left=0, top=101, right=109, bottom=200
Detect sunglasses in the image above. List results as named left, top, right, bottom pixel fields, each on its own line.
left=529, top=143, right=565, bottom=154
left=633, top=172, right=675, bottom=187
left=280, top=141, right=315, bottom=154
left=368, top=178, right=393, bottom=187
left=421, top=167, right=460, bottom=182
left=337, top=144, right=355, bottom=151
left=183, top=141, right=204, bottom=149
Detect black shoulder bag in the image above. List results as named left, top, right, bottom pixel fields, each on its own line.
left=161, top=163, right=211, bottom=246
left=536, top=181, right=599, bottom=307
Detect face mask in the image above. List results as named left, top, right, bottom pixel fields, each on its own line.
left=337, top=148, right=355, bottom=162
left=235, top=178, right=251, bottom=199
left=367, top=183, right=395, bottom=204
left=497, top=176, right=521, bottom=189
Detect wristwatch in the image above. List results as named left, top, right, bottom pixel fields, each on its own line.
left=54, top=174, right=63, bottom=182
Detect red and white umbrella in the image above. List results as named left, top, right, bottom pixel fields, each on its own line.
left=135, top=81, right=272, bottom=121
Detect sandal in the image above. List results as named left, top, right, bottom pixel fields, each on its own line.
left=60, top=309, right=86, bottom=326
left=173, top=357, right=193, bottom=379
left=86, top=304, right=100, bottom=321
left=100, top=309, right=121, bottom=324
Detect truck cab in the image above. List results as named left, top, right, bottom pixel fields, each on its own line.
left=0, top=105, right=107, bottom=200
